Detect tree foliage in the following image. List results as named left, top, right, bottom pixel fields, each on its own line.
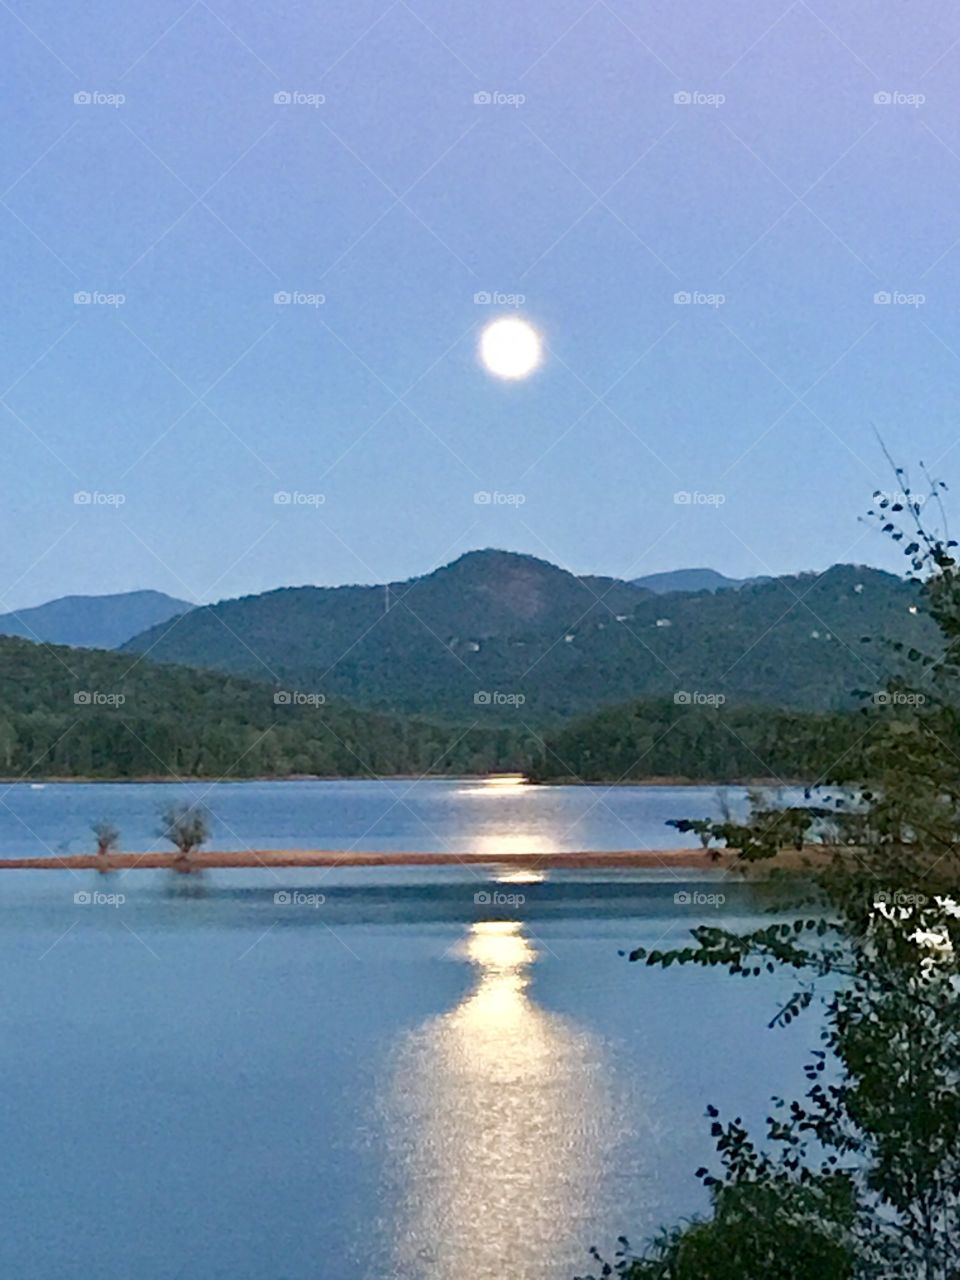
left=157, top=802, right=210, bottom=855
left=0, top=636, right=534, bottom=779
left=91, top=818, right=120, bottom=857
left=584, top=469, right=960, bottom=1280
left=531, top=701, right=881, bottom=785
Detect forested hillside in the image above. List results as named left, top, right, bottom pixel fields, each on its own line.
left=122, top=551, right=932, bottom=719
left=0, top=637, right=530, bottom=779
left=531, top=697, right=879, bottom=783
left=0, top=632, right=893, bottom=784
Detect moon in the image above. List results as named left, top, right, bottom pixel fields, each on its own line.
left=479, top=316, right=543, bottom=380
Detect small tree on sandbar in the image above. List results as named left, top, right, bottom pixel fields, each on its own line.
left=91, top=819, right=120, bottom=872
left=157, top=803, right=210, bottom=873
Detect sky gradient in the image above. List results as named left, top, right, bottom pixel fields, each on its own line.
left=4, top=0, right=960, bottom=607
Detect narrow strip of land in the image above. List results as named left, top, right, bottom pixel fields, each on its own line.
left=0, top=848, right=729, bottom=870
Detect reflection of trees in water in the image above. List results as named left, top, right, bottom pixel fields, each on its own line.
left=380, top=922, right=645, bottom=1280
left=162, top=873, right=208, bottom=899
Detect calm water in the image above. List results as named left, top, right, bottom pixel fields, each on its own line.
left=0, top=781, right=812, bottom=1279
left=0, top=776, right=786, bottom=858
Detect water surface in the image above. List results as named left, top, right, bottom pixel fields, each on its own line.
left=0, top=782, right=811, bottom=1279
left=0, top=776, right=778, bottom=858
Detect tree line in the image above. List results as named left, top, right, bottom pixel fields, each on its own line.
left=0, top=636, right=532, bottom=779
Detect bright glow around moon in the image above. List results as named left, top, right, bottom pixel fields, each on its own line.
left=479, top=317, right=543, bottom=380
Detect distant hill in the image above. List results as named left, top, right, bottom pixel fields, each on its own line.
left=631, top=568, right=767, bottom=594
left=531, top=696, right=873, bottom=783
left=0, top=636, right=529, bottom=779
left=0, top=634, right=873, bottom=785
left=0, top=590, right=191, bottom=649
left=122, top=551, right=934, bottom=720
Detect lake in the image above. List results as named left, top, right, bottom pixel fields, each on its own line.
left=0, top=780, right=811, bottom=1279
left=0, top=775, right=789, bottom=858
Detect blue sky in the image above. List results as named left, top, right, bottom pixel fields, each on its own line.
left=4, top=0, right=960, bottom=607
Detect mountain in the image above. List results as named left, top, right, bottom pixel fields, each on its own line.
left=0, top=590, right=191, bottom=649
left=0, top=636, right=529, bottom=779
left=631, top=568, right=766, bottom=594
left=122, top=551, right=934, bottom=720
left=0, top=633, right=873, bottom=785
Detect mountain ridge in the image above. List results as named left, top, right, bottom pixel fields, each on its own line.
left=631, top=568, right=769, bottom=594
left=0, top=590, right=192, bottom=650
left=121, top=551, right=928, bottom=720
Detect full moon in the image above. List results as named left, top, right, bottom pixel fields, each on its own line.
left=479, top=316, right=543, bottom=380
